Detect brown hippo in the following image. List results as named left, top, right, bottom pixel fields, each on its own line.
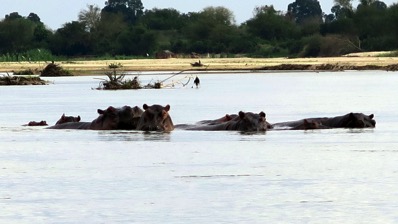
left=136, top=104, right=174, bottom=132
left=48, top=106, right=119, bottom=130
left=23, top=120, right=48, bottom=126
left=117, top=105, right=144, bottom=130
left=273, top=112, right=375, bottom=129
left=185, top=111, right=269, bottom=132
left=55, top=114, right=81, bottom=125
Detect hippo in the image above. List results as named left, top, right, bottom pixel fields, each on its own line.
left=117, top=105, right=144, bottom=130
left=23, top=120, right=48, bottom=126
left=55, top=113, right=81, bottom=125
left=320, top=113, right=375, bottom=128
left=184, top=111, right=269, bottom=132
left=273, top=112, right=375, bottom=129
left=290, top=119, right=328, bottom=130
left=48, top=106, right=119, bottom=130
left=197, top=114, right=238, bottom=125
left=136, top=104, right=174, bottom=132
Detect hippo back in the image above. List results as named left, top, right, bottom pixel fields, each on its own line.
left=187, top=111, right=269, bottom=132
left=136, top=104, right=174, bottom=132
left=290, top=119, right=329, bottom=130
left=48, top=106, right=119, bottom=130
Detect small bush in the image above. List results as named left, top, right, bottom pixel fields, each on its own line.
left=41, top=63, right=72, bottom=77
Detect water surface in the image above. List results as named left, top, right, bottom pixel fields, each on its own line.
left=1, top=71, right=398, bottom=223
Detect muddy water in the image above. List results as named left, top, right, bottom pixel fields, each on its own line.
left=1, top=71, right=398, bottom=223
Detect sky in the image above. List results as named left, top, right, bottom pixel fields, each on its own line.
left=0, top=0, right=396, bottom=30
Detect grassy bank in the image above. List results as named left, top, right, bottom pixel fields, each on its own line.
left=1, top=54, right=398, bottom=76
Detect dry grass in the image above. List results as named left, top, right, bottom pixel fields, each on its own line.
left=1, top=54, right=398, bottom=75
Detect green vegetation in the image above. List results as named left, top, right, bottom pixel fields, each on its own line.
left=0, top=0, right=397, bottom=59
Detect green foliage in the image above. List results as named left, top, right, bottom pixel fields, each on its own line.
left=102, top=0, right=144, bottom=24
left=246, top=6, right=298, bottom=40
left=288, top=0, right=323, bottom=25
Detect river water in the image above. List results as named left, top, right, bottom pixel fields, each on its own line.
left=1, top=71, right=398, bottom=223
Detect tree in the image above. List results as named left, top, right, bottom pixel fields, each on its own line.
left=182, top=7, right=238, bottom=53
left=50, top=21, right=91, bottom=56
left=287, top=0, right=323, bottom=24
left=200, top=6, right=236, bottom=25
left=4, top=12, right=23, bottom=21
left=245, top=5, right=298, bottom=40
left=334, top=0, right=353, bottom=10
left=27, top=13, right=42, bottom=24
left=78, top=4, right=101, bottom=32
left=140, top=8, right=185, bottom=30
left=0, top=18, right=36, bottom=53
left=91, top=13, right=128, bottom=55
left=102, top=0, right=144, bottom=24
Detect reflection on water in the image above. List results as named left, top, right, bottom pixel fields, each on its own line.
left=1, top=71, right=398, bottom=223
left=98, top=131, right=172, bottom=142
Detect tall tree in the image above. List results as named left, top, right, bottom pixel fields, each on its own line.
left=78, top=4, right=101, bottom=32
left=102, top=0, right=144, bottom=24
left=334, top=0, right=354, bottom=10
left=287, top=0, right=323, bottom=24
left=140, top=8, right=185, bottom=30
left=27, top=13, right=42, bottom=24
left=50, top=21, right=91, bottom=56
left=246, top=5, right=298, bottom=40
left=4, top=12, right=23, bottom=21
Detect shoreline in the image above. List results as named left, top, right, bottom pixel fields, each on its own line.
left=1, top=56, right=398, bottom=75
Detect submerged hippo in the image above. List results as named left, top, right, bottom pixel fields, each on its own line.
left=290, top=119, right=328, bottom=130
left=273, top=112, right=376, bottom=129
left=185, top=111, right=269, bottom=132
left=55, top=113, right=81, bottom=125
left=48, top=106, right=119, bottom=130
left=23, top=120, right=48, bottom=126
left=197, top=114, right=238, bottom=125
left=136, top=104, right=174, bottom=132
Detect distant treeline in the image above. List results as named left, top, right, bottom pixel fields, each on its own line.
left=0, top=0, right=397, bottom=61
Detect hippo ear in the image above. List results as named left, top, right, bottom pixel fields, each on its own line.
left=97, top=109, right=105, bottom=114
left=239, top=111, right=245, bottom=119
left=259, top=112, right=266, bottom=118
left=369, top=114, right=374, bottom=119
left=77, top=116, right=81, bottom=122
left=164, top=104, right=170, bottom=112
left=107, top=106, right=117, bottom=113
left=143, top=104, right=149, bottom=110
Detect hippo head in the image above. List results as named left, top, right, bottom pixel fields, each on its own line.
left=303, top=119, right=321, bottom=129
left=55, top=113, right=81, bottom=125
left=343, top=113, right=376, bottom=128
left=117, top=105, right=144, bottom=130
left=235, top=111, right=268, bottom=132
left=92, top=106, right=119, bottom=130
left=132, top=106, right=144, bottom=117
left=137, top=104, right=174, bottom=132
left=28, top=120, right=48, bottom=126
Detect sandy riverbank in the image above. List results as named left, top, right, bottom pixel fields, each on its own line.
left=1, top=52, right=398, bottom=75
